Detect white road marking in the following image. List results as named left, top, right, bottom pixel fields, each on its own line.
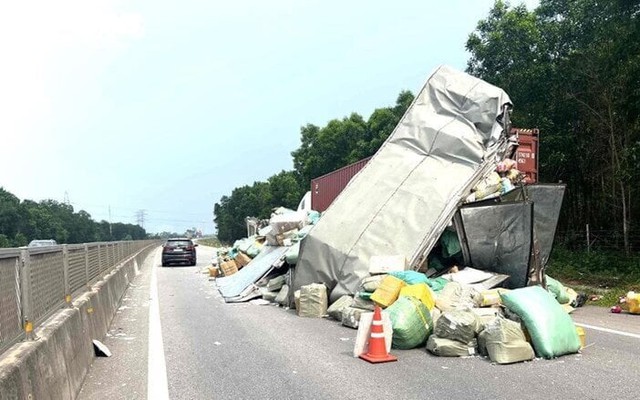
left=148, top=251, right=170, bottom=400
left=575, top=322, right=640, bottom=339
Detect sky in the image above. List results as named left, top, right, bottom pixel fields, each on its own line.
left=0, top=0, right=539, bottom=235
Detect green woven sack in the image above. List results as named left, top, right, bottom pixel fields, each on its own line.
left=501, top=286, right=581, bottom=359
left=546, top=275, right=570, bottom=304
left=386, top=296, right=433, bottom=349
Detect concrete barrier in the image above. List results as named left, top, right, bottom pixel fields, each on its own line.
left=0, top=246, right=157, bottom=400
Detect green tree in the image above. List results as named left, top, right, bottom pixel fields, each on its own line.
left=268, top=170, right=304, bottom=210
left=0, top=188, right=21, bottom=242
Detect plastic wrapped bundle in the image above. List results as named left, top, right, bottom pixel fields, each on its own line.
left=426, top=336, right=478, bottom=357
left=546, top=275, right=571, bottom=304
left=360, top=275, right=387, bottom=292
left=327, top=295, right=354, bottom=321
left=342, top=307, right=367, bottom=329
left=353, top=295, right=375, bottom=311
left=275, top=284, right=290, bottom=306
left=435, top=282, right=481, bottom=312
left=267, top=275, right=286, bottom=291
left=299, top=283, right=328, bottom=318
left=370, top=275, right=406, bottom=308
left=386, top=296, right=433, bottom=349
left=400, top=283, right=435, bottom=310
left=501, top=286, right=581, bottom=358
left=627, top=291, right=640, bottom=314
left=434, top=310, right=482, bottom=344
left=285, top=242, right=300, bottom=265
left=388, top=271, right=430, bottom=285
left=269, top=211, right=307, bottom=234
left=477, top=317, right=534, bottom=364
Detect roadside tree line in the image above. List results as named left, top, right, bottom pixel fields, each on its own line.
left=0, top=188, right=147, bottom=247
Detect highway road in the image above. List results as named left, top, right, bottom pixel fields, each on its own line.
left=78, top=244, right=640, bottom=400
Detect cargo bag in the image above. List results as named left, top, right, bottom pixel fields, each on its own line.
left=342, top=307, right=367, bottom=329
left=370, top=275, right=406, bottom=308
left=275, top=284, right=290, bottom=306
left=298, top=283, right=328, bottom=318
left=360, top=274, right=387, bottom=293
left=435, top=282, right=481, bottom=312
left=399, top=283, right=435, bottom=310
left=477, top=316, right=534, bottom=364
left=501, top=286, right=581, bottom=358
left=434, top=310, right=482, bottom=344
left=426, top=336, right=478, bottom=357
left=327, top=295, right=354, bottom=321
left=386, top=296, right=433, bottom=349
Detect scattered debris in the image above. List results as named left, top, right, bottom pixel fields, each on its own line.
left=206, top=66, right=593, bottom=366
left=92, top=340, right=111, bottom=357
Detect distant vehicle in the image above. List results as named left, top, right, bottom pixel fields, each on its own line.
left=27, top=239, right=58, bottom=248
left=161, top=238, right=197, bottom=266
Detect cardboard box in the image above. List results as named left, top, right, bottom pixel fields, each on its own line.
left=220, top=260, right=238, bottom=276
left=235, top=252, right=252, bottom=268
left=369, top=255, right=407, bottom=274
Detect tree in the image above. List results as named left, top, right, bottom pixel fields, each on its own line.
left=0, top=188, right=21, bottom=243
left=268, top=170, right=304, bottom=210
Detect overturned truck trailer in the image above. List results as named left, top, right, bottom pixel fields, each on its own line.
left=293, top=65, right=517, bottom=302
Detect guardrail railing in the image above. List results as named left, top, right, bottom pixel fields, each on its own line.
left=0, top=240, right=158, bottom=355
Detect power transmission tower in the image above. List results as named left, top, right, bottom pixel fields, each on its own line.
left=135, top=209, right=147, bottom=229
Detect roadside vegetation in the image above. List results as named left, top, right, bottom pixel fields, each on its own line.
left=197, top=236, right=222, bottom=248
left=548, top=246, right=640, bottom=306
left=0, top=188, right=146, bottom=247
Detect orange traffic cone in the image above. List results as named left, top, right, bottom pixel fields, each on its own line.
left=359, top=305, right=397, bottom=364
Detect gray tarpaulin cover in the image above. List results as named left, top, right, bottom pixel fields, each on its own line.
left=457, top=201, right=534, bottom=288
left=455, top=184, right=566, bottom=288
left=216, top=245, right=289, bottom=302
left=502, top=184, right=566, bottom=267
left=293, top=65, right=513, bottom=302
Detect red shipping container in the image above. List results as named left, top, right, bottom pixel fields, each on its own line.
left=511, top=128, right=539, bottom=184
left=311, top=157, right=371, bottom=212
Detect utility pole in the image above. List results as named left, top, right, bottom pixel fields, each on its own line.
left=109, top=206, right=113, bottom=238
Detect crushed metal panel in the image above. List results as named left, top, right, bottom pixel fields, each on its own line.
left=294, top=65, right=513, bottom=302
left=216, top=246, right=289, bottom=299
left=458, top=201, right=534, bottom=289
left=502, top=184, right=566, bottom=267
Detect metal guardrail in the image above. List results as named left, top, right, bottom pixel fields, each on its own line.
left=0, top=240, right=158, bottom=355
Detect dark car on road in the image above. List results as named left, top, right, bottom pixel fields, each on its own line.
left=161, top=238, right=198, bottom=266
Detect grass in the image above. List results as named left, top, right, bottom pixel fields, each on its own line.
left=546, top=246, right=640, bottom=307
left=196, top=236, right=221, bottom=248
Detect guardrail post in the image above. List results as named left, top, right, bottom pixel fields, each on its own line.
left=84, top=244, right=90, bottom=288
left=97, top=243, right=102, bottom=272
left=62, top=245, right=71, bottom=307
left=20, top=249, right=34, bottom=340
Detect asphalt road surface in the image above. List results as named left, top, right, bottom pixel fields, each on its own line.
left=79, top=245, right=640, bottom=400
